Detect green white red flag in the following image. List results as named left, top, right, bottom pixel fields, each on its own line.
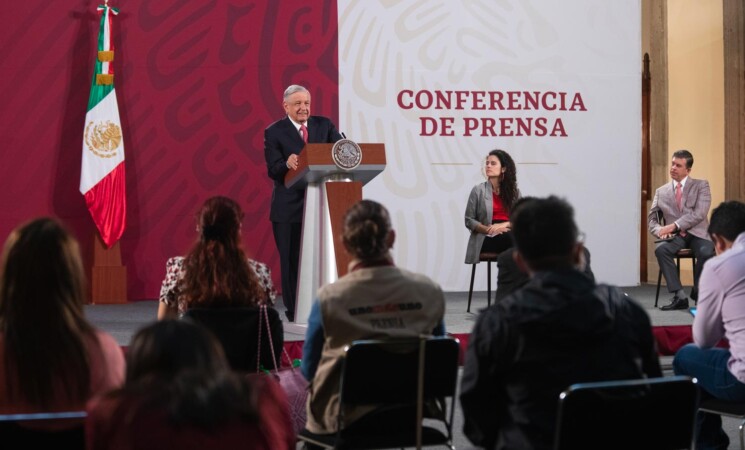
left=80, top=3, right=126, bottom=248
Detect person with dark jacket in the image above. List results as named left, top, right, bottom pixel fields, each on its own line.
left=264, top=84, right=342, bottom=322
left=460, top=196, right=661, bottom=450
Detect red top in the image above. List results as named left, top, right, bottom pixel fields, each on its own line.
left=492, top=192, right=509, bottom=222
left=85, top=374, right=295, bottom=450
left=0, top=330, right=125, bottom=425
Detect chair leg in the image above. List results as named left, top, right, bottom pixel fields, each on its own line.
left=740, top=418, right=745, bottom=450
left=655, top=269, right=663, bottom=308
left=691, top=257, right=698, bottom=304
left=487, top=260, right=492, bottom=308
left=467, top=264, right=476, bottom=313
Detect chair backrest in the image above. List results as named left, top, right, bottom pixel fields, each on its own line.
left=339, top=336, right=460, bottom=408
left=183, top=306, right=283, bottom=372
left=554, top=376, right=699, bottom=450
left=0, top=411, right=86, bottom=449
left=337, top=335, right=460, bottom=448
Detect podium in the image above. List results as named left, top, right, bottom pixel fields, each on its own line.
left=284, top=141, right=386, bottom=326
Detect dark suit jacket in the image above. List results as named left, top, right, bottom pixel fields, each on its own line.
left=264, top=116, right=342, bottom=223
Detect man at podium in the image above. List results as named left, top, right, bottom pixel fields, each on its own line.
left=264, top=84, right=342, bottom=322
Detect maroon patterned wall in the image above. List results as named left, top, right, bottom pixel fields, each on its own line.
left=0, top=0, right=339, bottom=300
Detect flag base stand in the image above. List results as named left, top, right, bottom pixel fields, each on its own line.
left=91, top=235, right=127, bottom=304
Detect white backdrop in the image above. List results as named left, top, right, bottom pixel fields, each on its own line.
left=337, top=0, right=641, bottom=290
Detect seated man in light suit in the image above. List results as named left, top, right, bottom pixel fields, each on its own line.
left=648, top=149, right=715, bottom=311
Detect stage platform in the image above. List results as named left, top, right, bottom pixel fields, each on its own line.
left=85, top=282, right=695, bottom=355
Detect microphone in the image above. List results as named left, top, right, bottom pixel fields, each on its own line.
left=341, top=132, right=347, bottom=139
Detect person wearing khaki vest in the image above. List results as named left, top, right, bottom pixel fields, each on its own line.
left=300, top=200, right=446, bottom=435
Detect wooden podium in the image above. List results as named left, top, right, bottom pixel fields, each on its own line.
left=284, top=141, right=386, bottom=325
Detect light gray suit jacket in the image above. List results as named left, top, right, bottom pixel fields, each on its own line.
left=464, top=181, right=493, bottom=264
left=648, top=177, right=712, bottom=241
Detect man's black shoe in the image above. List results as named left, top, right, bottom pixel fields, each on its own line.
left=660, top=296, right=689, bottom=311
left=284, top=310, right=295, bottom=322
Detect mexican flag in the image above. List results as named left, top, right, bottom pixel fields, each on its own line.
left=80, top=4, right=126, bottom=248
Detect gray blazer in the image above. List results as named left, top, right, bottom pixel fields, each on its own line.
left=464, top=181, right=493, bottom=264
left=648, top=177, right=712, bottom=241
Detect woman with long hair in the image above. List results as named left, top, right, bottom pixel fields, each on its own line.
left=157, top=196, right=275, bottom=319
left=300, top=199, right=446, bottom=435
left=0, top=218, right=125, bottom=414
left=86, top=320, right=295, bottom=450
left=157, top=196, right=283, bottom=372
left=464, top=149, right=520, bottom=265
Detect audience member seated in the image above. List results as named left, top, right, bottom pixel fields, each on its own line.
left=673, top=200, right=745, bottom=450
left=464, top=149, right=521, bottom=266
left=85, top=320, right=295, bottom=450
left=301, top=199, right=446, bottom=436
left=157, top=196, right=282, bottom=372
left=495, top=245, right=595, bottom=302
left=0, top=218, right=125, bottom=419
left=158, top=195, right=277, bottom=319
left=460, top=196, right=662, bottom=450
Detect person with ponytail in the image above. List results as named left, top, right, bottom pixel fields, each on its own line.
left=300, top=200, right=446, bottom=435
left=157, top=196, right=282, bottom=373
left=0, top=218, right=125, bottom=417
left=157, top=196, right=276, bottom=319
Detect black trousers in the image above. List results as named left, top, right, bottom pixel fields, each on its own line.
left=272, top=221, right=302, bottom=314
left=479, top=220, right=514, bottom=254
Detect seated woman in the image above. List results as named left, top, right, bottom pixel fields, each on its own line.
left=157, top=196, right=283, bottom=372
left=85, top=320, right=295, bottom=450
left=0, top=218, right=125, bottom=417
left=158, top=196, right=277, bottom=319
left=464, top=149, right=520, bottom=265
left=301, top=200, right=446, bottom=435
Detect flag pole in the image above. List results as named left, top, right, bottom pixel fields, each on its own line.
left=83, top=1, right=127, bottom=304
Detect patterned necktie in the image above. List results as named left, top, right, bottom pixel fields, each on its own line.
left=300, top=124, right=308, bottom=143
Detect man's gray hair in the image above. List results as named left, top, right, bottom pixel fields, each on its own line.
left=284, top=85, right=309, bottom=100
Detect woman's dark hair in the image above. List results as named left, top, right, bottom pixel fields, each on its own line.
left=0, top=218, right=94, bottom=407
left=342, top=200, right=392, bottom=262
left=488, top=149, right=519, bottom=212
left=122, top=320, right=259, bottom=427
left=178, top=196, right=266, bottom=308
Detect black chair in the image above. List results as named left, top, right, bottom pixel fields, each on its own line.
left=554, top=376, right=699, bottom=450
left=698, top=397, right=745, bottom=450
left=0, top=410, right=86, bottom=449
left=654, top=249, right=697, bottom=307
left=183, top=306, right=283, bottom=372
left=298, top=336, right=460, bottom=450
left=467, top=251, right=499, bottom=313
